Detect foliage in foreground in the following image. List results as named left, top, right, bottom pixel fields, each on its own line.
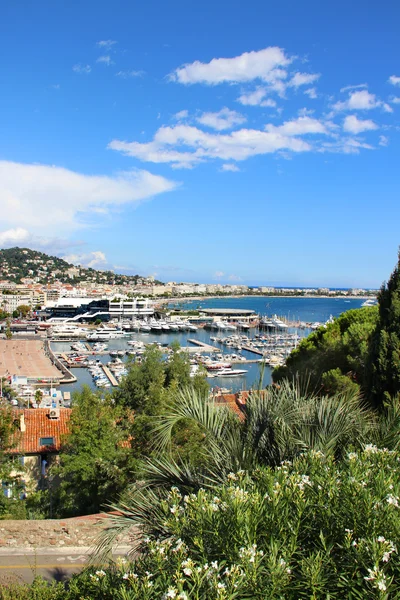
left=272, top=307, right=378, bottom=399
left=368, top=249, right=400, bottom=406
left=5, top=448, right=400, bottom=599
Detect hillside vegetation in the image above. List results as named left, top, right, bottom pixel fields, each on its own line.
left=0, top=247, right=151, bottom=285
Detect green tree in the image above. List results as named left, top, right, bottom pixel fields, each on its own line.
left=368, top=250, right=400, bottom=406
left=115, top=345, right=166, bottom=413
left=14, top=304, right=31, bottom=318
left=51, top=387, right=136, bottom=517
left=273, top=307, right=378, bottom=397
left=0, top=403, right=18, bottom=481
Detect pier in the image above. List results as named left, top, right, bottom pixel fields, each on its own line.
left=102, top=365, right=118, bottom=386
left=241, top=345, right=265, bottom=356
left=187, top=339, right=219, bottom=352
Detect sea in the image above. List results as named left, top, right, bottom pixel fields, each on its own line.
left=52, top=296, right=365, bottom=397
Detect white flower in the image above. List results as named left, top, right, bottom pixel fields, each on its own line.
left=95, top=570, right=106, bottom=577
left=170, top=505, right=179, bottom=514
left=364, top=444, right=378, bottom=454
left=166, top=588, right=178, bottom=598
left=217, top=582, right=226, bottom=589
left=382, top=552, right=391, bottom=562
left=211, top=561, right=218, bottom=569
left=387, top=494, right=399, bottom=507
left=89, top=574, right=99, bottom=581
left=377, top=536, right=386, bottom=543
left=377, top=579, right=387, bottom=591
left=348, top=452, right=357, bottom=460
left=178, top=594, right=188, bottom=600
left=183, top=567, right=192, bottom=576
left=364, top=568, right=376, bottom=581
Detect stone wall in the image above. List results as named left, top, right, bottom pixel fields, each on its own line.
left=0, top=514, right=133, bottom=548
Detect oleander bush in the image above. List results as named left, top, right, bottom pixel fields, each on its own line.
left=7, top=446, right=400, bottom=599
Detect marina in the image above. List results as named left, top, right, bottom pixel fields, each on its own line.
left=5, top=297, right=368, bottom=401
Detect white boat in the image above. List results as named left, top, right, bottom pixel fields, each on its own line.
left=208, top=368, right=247, bottom=377
left=362, top=298, right=378, bottom=307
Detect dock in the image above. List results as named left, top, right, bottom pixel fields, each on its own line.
left=187, top=339, right=219, bottom=353
left=102, top=364, right=118, bottom=386
left=242, top=345, right=265, bottom=356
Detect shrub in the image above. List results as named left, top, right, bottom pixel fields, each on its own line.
left=66, top=448, right=400, bottom=598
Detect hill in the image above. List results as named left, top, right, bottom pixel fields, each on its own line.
left=0, top=247, right=153, bottom=286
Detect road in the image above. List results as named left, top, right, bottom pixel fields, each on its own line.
left=0, top=546, right=131, bottom=585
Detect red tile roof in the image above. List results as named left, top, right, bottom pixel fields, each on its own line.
left=214, top=393, right=246, bottom=420
left=8, top=408, right=71, bottom=455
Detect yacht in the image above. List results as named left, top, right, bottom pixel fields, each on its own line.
left=150, top=319, right=162, bottom=331
left=362, top=298, right=378, bottom=307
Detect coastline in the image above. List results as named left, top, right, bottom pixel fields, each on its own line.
left=155, top=294, right=373, bottom=307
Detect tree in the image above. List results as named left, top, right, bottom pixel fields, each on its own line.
left=368, top=250, right=400, bottom=406
left=51, top=387, right=137, bottom=517
left=0, top=403, right=18, bottom=481
left=273, top=307, right=378, bottom=398
left=14, top=304, right=31, bottom=318
left=98, top=383, right=374, bottom=553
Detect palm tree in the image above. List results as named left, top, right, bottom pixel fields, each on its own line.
left=96, top=381, right=374, bottom=556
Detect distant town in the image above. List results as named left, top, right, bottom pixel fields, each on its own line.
left=0, top=248, right=378, bottom=320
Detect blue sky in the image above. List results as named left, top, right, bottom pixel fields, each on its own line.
left=1, top=0, right=399, bottom=287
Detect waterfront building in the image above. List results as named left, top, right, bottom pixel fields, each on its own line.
left=46, top=296, right=154, bottom=322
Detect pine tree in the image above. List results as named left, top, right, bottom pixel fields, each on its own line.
left=368, top=250, right=400, bottom=406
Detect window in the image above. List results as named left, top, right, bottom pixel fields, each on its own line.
left=39, top=437, right=55, bottom=446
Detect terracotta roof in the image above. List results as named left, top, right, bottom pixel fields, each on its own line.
left=214, top=393, right=246, bottom=421
left=7, top=408, right=71, bottom=455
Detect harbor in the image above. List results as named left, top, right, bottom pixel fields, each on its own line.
left=4, top=296, right=367, bottom=402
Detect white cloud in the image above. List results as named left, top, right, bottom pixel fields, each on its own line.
left=97, top=40, right=117, bottom=50
left=340, top=83, right=368, bottom=93
left=109, top=123, right=314, bottom=169
left=288, top=72, right=320, bottom=87
left=333, top=89, right=392, bottom=113
left=174, top=110, right=189, bottom=120
left=0, top=227, right=31, bottom=246
left=0, top=161, right=177, bottom=234
left=265, top=116, right=329, bottom=136
left=298, top=107, right=314, bottom=117
left=388, top=75, right=400, bottom=86
left=304, top=88, right=317, bottom=99
left=214, top=271, right=224, bottom=278
left=379, top=135, right=389, bottom=146
left=72, top=64, right=91, bottom=75
left=0, top=227, right=83, bottom=253
left=221, top=164, right=240, bottom=172
left=237, top=88, right=276, bottom=107
left=116, top=70, right=144, bottom=78
left=321, top=138, right=374, bottom=154
left=389, top=96, right=400, bottom=104
left=63, top=250, right=108, bottom=269
left=228, top=274, right=242, bottom=281
left=343, top=115, right=378, bottom=134
left=97, top=55, right=114, bottom=66
left=196, top=107, right=246, bottom=131
left=170, top=46, right=291, bottom=85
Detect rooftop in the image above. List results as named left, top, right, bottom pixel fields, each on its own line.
left=8, top=408, right=71, bottom=454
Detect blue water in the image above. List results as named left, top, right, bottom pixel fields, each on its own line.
left=168, top=296, right=365, bottom=322
left=56, top=297, right=365, bottom=397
